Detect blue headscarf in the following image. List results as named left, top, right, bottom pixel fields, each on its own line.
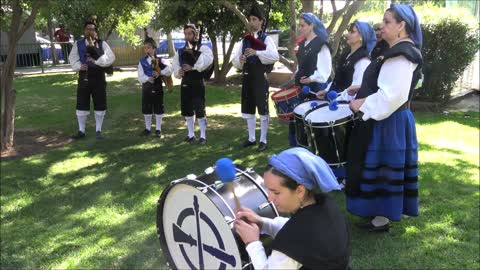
left=269, top=147, right=341, bottom=192
left=391, top=3, right=423, bottom=49
left=300, top=13, right=329, bottom=45
left=353, top=20, right=377, bottom=54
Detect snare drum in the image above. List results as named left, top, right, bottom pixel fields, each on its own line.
left=304, top=103, right=355, bottom=169
left=271, top=85, right=301, bottom=120
left=157, top=165, right=278, bottom=270
left=293, top=100, right=327, bottom=148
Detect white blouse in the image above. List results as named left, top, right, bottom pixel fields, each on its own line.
left=360, top=55, right=418, bottom=121
left=245, top=217, right=302, bottom=269
left=337, top=57, right=371, bottom=101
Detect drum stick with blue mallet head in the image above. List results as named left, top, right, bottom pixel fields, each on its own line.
left=216, top=158, right=241, bottom=211
left=301, top=85, right=318, bottom=96
left=279, top=79, right=295, bottom=89
left=327, top=90, right=339, bottom=111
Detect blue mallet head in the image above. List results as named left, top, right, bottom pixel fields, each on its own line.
left=301, top=85, right=311, bottom=95
left=329, top=100, right=339, bottom=111
left=310, top=101, right=318, bottom=108
left=327, top=90, right=337, bottom=101
left=215, top=158, right=236, bottom=183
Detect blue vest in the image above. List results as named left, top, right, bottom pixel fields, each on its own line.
left=77, top=39, right=103, bottom=64
left=242, top=32, right=268, bottom=64
left=139, top=56, right=158, bottom=77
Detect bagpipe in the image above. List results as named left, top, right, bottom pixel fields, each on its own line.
left=179, top=21, right=214, bottom=80
left=85, top=16, right=113, bottom=75
left=144, top=28, right=173, bottom=90
left=241, top=0, right=273, bottom=73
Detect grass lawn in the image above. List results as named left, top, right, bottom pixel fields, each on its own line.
left=1, top=71, right=479, bottom=269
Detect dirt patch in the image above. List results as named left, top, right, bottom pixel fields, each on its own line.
left=1, top=129, right=73, bottom=161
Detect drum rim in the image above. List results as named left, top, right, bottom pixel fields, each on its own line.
left=157, top=179, right=240, bottom=269
left=293, top=100, right=327, bottom=115
left=271, top=86, right=301, bottom=101
left=235, top=167, right=280, bottom=217
left=305, top=116, right=354, bottom=128
left=277, top=113, right=295, bottom=120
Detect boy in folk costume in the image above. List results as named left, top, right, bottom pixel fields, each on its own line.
left=137, top=37, right=173, bottom=137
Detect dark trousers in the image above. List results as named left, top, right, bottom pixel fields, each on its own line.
left=142, top=79, right=164, bottom=114
left=76, top=70, right=107, bottom=111
left=241, top=62, right=269, bottom=115
left=180, top=72, right=206, bottom=118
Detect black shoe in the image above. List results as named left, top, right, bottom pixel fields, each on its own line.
left=184, top=136, right=195, bottom=143
left=198, top=138, right=206, bottom=145
left=257, top=142, right=268, bottom=152
left=96, top=131, right=104, bottom=139
left=356, top=222, right=390, bottom=232
left=140, top=129, right=151, bottom=136
left=155, top=130, right=162, bottom=138
left=71, top=131, right=86, bottom=139
left=242, top=139, right=256, bottom=148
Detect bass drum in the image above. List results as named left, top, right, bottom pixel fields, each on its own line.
left=157, top=165, right=279, bottom=270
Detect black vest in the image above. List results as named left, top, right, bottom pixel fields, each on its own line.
left=330, top=47, right=370, bottom=92
left=272, top=195, right=350, bottom=270
left=295, top=36, right=329, bottom=91
left=370, top=39, right=389, bottom=59
left=346, top=41, right=423, bottom=196
left=179, top=46, right=203, bottom=83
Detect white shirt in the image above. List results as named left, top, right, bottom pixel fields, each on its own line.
left=360, top=55, right=418, bottom=121
left=137, top=57, right=173, bottom=84
left=172, top=45, right=214, bottom=79
left=232, top=32, right=279, bottom=69
left=336, top=57, right=371, bottom=102
left=245, top=217, right=303, bottom=269
left=69, top=39, right=116, bottom=72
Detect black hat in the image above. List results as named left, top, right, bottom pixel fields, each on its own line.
left=248, top=2, right=264, bottom=21
left=144, top=37, right=157, bottom=48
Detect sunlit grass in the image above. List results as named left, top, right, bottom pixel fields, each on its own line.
left=1, top=73, right=479, bottom=269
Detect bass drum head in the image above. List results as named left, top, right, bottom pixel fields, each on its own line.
left=304, top=103, right=353, bottom=124
left=294, top=100, right=327, bottom=117
left=158, top=183, right=242, bottom=270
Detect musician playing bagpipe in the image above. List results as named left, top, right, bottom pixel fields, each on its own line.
left=232, top=2, right=279, bottom=152
left=172, top=24, right=213, bottom=145
left=69, top=20, right=115, bottom=139
left=138, top=37, right=173, bottom=138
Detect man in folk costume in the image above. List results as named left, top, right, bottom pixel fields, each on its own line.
left=232, top=2, right=279, bottom=152
left=138, top=37, right=173, bottom=137
left=69, top=20, right=115, bottom=139
left=172, top=24, right=213, bottom=145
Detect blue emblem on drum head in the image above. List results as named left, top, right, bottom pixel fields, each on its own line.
left=172, top=195, right=237, bottom=270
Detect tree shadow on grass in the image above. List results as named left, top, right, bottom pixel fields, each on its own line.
left=346, top=156, right=479, bottom=269
left=1, top=112, right=291, bottom=268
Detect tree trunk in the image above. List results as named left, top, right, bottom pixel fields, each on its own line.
left=1, top=39, right=18, bottom=152
left=220, top=0, right=249, bottom=29
left=167, top=32, right=175, bottom=58
left=47, top=15, right=58, bottom=64
left=330, top=1, right=364, bottom=57
left=286, top=0, right=297, bottom=72
left=1, top=0, right=41, bottom=151
left=301, top=0, right=314, bottom=13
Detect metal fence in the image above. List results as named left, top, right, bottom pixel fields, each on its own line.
left=0, top=41, right=146, bottom=72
